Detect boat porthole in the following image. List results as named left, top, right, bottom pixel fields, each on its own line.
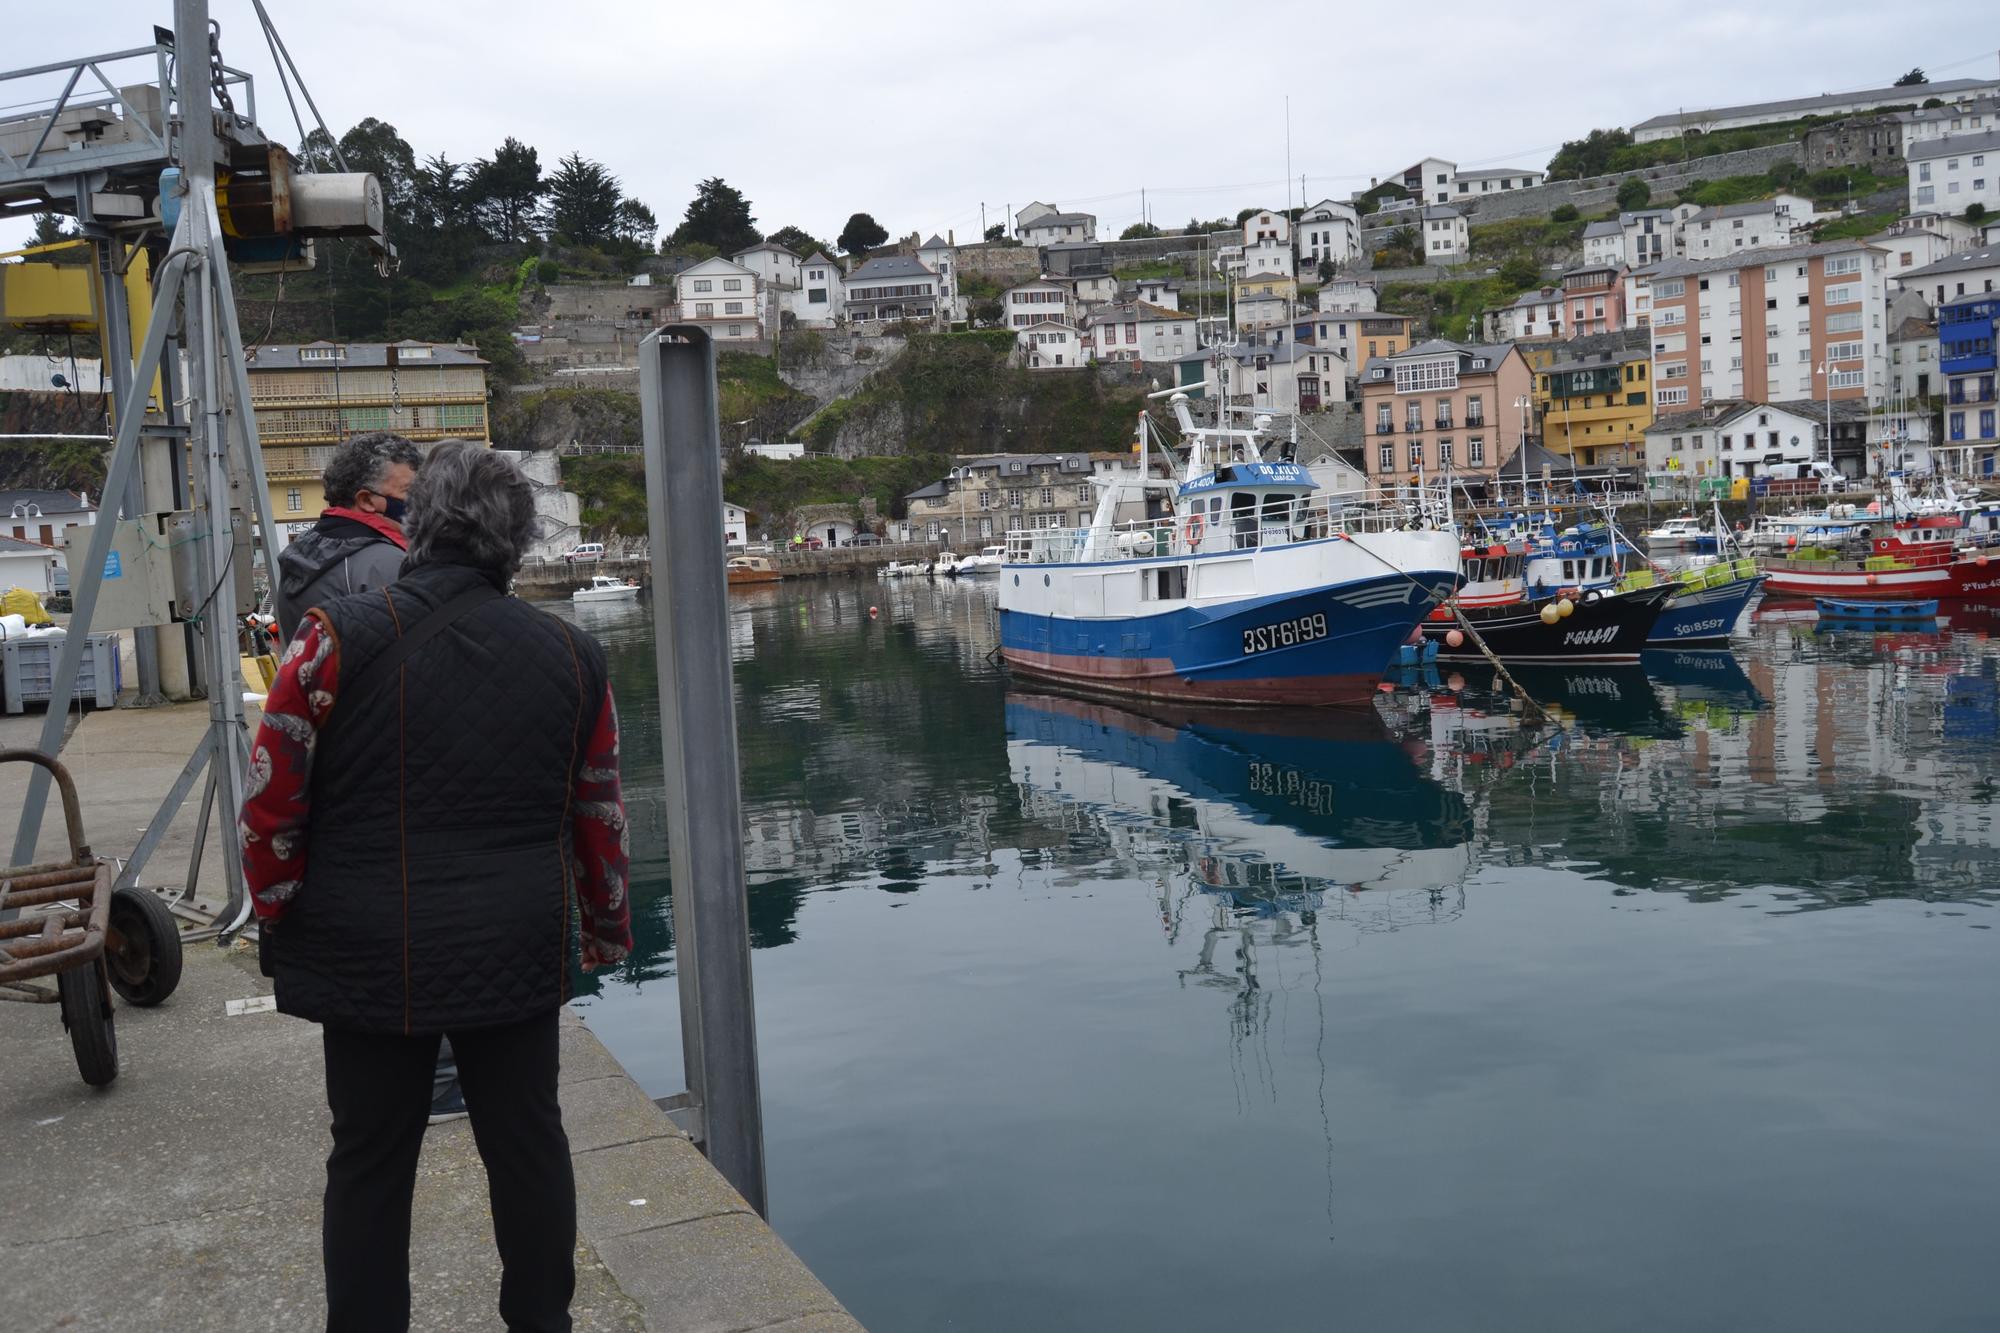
left=1043, top=574, right=1050, bottom=587
left=1013, top=574, right=1020, bottom=586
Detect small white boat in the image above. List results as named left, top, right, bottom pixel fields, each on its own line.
left=1642, top=514, right=1715, bottom=548
left=572, top=574, right=641, bottom=603
left=881, top=559, right=923, bottom=578
left=928, top=551, right=962, bottom=578
left=956, top=545, right=1006, bottom=576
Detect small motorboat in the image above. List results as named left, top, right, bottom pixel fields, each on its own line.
left=956, top=545, right=1006, bottom=576
left=726, top=555, right=783, bottom=587
left=1643, top=514, right=1718, bottom=551
left=572, top=574, right=642, bottom=603
left=1814, top=597, right=1938, bottom=622
left=928, top=551, right=962, bottom=578
left=881, top=560, right=922, bottom=578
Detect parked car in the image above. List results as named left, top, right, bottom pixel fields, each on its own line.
left=563, top=542, right=605, bottom=563
left=845, top=533, right=884, bottom=547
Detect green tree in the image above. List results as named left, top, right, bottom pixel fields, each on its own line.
left=766, top=225, right=829, bottom=256
left=467, top=137, right=546, bottom=243
left=1547, top=128, right=1634, bottom=181
left=1615, top=176, right=1652, bottom=211
left=1386, top=226, right=1420, bottom=265
left=673, top=177, right=760, bottom=253
left=984, top=223, right=1005, bottom=242
left=29, top=213, right=72, bottom=246
left=1894, top=67, right=1927, bottom=86
left=546, top=152, right=624, bottom=245
left=1498, top=255, right=1540, bottom=289
left=1120, top=222, right=1161, bottom=240
left=969, top=298, right=1003, bottom=328
left=838, top=211, right=888, bottom=254
left=1317, top=259, right=1337, bottom=283
left=1968, top=203, right=1989, bottom=224
left=613, top=198, right=658, bottom=249
left=1549, top=203, right=1580, bottom=223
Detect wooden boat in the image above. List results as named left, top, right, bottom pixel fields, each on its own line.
left=725, top=555, right=782, bottom=586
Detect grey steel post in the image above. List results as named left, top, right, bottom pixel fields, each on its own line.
left=639, top=326, right=768, bottom=1217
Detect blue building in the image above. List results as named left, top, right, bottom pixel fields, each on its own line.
left=1940, top=296, right=2000, bottom=474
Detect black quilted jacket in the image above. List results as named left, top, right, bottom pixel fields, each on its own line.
left=267, top=559, right=610, bottom=1034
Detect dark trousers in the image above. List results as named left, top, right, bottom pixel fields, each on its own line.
left=320, top=1010, right=575, bottom=1333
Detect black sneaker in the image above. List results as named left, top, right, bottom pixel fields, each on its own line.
left=427, top=1082, right=469, bottom=1125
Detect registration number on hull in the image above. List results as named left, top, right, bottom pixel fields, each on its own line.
left=1242, top=612, right=1328, bottom=655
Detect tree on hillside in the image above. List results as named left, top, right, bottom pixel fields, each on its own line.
left=1385, top=226, right=1421, bottom=266
left=766, top=225, right=829, bottom=256
left=838, top=212, right=888, bottom=254
left=1616, top=176, right=1652, bottom=211
left=1317, top=259, right=1337, bottom=283
left=673, top=178, right=760, bottom=254
left=1895, top=68, right=1927, bottom=86
left=303, top=119, right=419, bottom=213
left=467, top=137, right=546, bottom=243
left=1121, top=222, right=1161, bottom=240
left=1969, top=203, right=1990, bottom=224
left=984, top=223, right=1005, bottom=242
left=1498, top=256, right=1540, bottom=289
left=614, top=198, right=659, bottom=249
left=1546, top=128, right=1634, bottom=181
left=546, top=153, right=624, bottom=245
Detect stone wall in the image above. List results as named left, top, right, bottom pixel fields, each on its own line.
left=1443, top=142, right=1804, bottom=224
left=956, top=243, right=1045, bottom=286
left=540, top=282, right=679, bottom=323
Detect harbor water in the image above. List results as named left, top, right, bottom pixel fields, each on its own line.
left=555, top=581, right=2000, bottom=1333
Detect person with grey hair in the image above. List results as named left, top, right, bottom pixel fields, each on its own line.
left=241, top=441, right=631, bottom=1332
left=273, top=431, right=424, bottom=640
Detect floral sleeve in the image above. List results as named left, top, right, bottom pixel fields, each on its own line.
left=239, top=616, right=339, bottom=921
left=572, top=683, right=633, bottom=966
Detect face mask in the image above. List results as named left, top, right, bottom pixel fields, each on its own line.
left=380, top=495, right=408, bottom=522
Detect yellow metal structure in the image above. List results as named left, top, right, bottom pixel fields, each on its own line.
left=0, top=238, right=159, bottom=411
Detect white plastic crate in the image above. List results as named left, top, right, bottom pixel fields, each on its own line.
left=1, top=633, right=120, bottom=714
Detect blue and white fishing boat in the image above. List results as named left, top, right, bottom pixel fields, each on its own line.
left=1644, top=556, right=1764, bottom=645
left=997, top=394, right=1461, bottom=706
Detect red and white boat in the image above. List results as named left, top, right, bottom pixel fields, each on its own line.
left=1759, top=512, right=2000, bottom=601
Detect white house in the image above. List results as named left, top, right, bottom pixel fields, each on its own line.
left=1896, top=96, right=2000, bottom=155
left=1134, top=277, right=1180, bottom=310
left=1378, top=157, right=1545, bottom=205
left=1902, top=244, right=2000, bottom=308
left=0, top=489, right=96, bottom=549
left=1180, top=341, right=1345, bottom=414
left=1240, top=235, right=1295, bottom=281
left=1872, top=225, right=1964, bottom=287
left=733, top=242, right=802, bottom=294
left=1583, top=221, right=1624, bottom=267
left=1298, top=200, right=1361, bottom=272
left=723, top=501, right=751, bottom=546
left=1316, top=277, right=1378, bottom=313
left=791, top=251, right=844, bottom=327
left=0, top=535, right=62, bottom=595
left=675, top=256, right=763, bottom=342
left=1085, top=301, right=1199, bottom=364
left=1241, top=209, right=1291, bottom=247
left=1017, top=207, right=1097, bottom=246
left=1618, top=209, right=1681, bottom=267
left=1422, top=206, right=1467, bottom=264
left=1235, top=290, right=1293, bottom=335
left=1071, top=272, right=1118, bottom=307
left=843, top=255, right=943, bottom=326
left=1644, top=401, right=1822, bottom=477
left=1003, top=280, right=1076, bottom=331
left=1632, top=78, right=2000, bottom=144
left=916, top=235, right=964, bottom=322
left=1020, top=320, right=1084, bottom=369
left=1382, top=156, right=1458, bottom=205
left=1908, top=129, right=2000, bottom=219
left=1491, top=286, right=1563, bottom=341
left=1680, top=200, right=1811, bottom=260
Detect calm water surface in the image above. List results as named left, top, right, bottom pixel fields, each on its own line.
left=554, top=582, right=2000, bottom=1333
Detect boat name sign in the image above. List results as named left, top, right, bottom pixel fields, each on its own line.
left=1242, top=612, right=1329, bottom=655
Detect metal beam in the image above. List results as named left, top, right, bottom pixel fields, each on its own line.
left=639, top=325, right=768, bottom=1218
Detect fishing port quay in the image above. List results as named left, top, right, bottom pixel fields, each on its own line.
left=9, top=2, right=2000, bottom=1329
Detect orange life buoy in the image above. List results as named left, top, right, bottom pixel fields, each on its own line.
left=1185, top=513, right=1205, bottom=547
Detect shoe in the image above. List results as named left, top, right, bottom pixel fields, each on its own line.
left=427, top=1082, right=469, bottom=1125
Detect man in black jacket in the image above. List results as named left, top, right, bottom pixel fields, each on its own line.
left=274, top=433, right=423, bottom=640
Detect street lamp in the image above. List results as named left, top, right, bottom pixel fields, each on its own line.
left=1813, top=362, right=1832, bottom=475
left=1514, top=394, right=1533, bottom=504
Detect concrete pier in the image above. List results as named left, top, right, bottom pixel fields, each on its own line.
left=0, top=702, right=863, bottom=1333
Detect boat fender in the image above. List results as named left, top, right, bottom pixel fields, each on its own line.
left=1582, top=587, right=1605, bottom=603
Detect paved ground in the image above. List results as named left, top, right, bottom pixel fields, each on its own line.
left=1, top=701, right=863, bottom=1333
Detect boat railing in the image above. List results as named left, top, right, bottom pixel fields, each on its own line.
left=1003, top=495, right=1417, bottom=565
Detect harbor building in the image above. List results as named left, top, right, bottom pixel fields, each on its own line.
left=1357, top=339, right=1534, bottom=492
left=246, top=341, right=491, bottom=534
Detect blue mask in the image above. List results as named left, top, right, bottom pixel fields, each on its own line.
left=381, top=495, right=407, bottom=522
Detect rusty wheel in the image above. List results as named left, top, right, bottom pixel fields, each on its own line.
left=106, top=886, right=183, bottom=1007
left=58, top=958, right=118, bottom=1087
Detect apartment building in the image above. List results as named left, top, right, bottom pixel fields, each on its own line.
left=247, top=341, right=490, bottom=529
left=1560, top=265, right=1627, bottom=337
left=1644, top=240, right=1890, bottom=414
left=1299, top=199, right=1362, bottom=270
left=1532, top=330, right=1653, bottom=468
left=1938, top=295, right=1999, bottom=473
left=1358, top=340, right=1533, bottom=488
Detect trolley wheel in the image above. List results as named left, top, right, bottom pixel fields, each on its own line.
left=58, top=959, right=119, bottom=1087
left=106, top=886, right=184, bottom=1007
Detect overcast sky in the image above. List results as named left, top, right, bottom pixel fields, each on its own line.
left=4, top=1, right=1997, bottom=255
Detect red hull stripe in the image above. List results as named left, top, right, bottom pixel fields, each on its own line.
left=1001, top=648, right=1383, bottom=707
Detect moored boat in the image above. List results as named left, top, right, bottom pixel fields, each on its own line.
left=996, top=395, right=1460, bottom=706
left=956, top=545, right=1006, bottom=576
left=1642, top=513, right=1719, bottom=552
left=1626, top=556, right=1764, bottom=646
left=1424, top=583, right=1676, bottom=664
left=725, top=554, right=782, bottom=586
left=572, top=574, right=642, bottom=603
left=1814, top=597, right=1939, bottom=621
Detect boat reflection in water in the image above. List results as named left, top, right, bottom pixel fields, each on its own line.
left=1005, top=691, right=1474, bottom=920
left=1387, top=661, right=1680, bottom=737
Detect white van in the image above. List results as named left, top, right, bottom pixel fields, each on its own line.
left=562, top=542, right=605, bottom=563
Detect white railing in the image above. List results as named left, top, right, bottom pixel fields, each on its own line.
left=1003, top=494, right=1416, bottom=566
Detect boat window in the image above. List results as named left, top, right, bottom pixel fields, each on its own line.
left=1143, top=565, right=1188, bottom=600
left=1261, top=492, right=1290, bottom=526
left=1231, top=493, right=1257, bottom=548
left=1466, top=558, right=1484, bottom=582
left=1562, top=560, right=1575, bottom=580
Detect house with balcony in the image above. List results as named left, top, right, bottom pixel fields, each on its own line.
left=1174, top=341, right=1346, bottom=415
left=1532, top=329, right=1653, bottom=468
left=1560, top=264, right=1627, bottom=337
left=674, top=256, right=764, bottom=341
left=843, top=255, right=944, bottom=326
left=246, top=341, right=491, bottom=531
left=1938, top=295, right=1999, bottom=475
left=1357, top=339, right=1532, bottom=490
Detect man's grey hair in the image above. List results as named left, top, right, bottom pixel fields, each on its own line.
left=403, top=441, right=537, bottom=576
left=321, top=432, right=423, bottom=508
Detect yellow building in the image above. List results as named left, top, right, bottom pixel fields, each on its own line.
left=246, top=340, right=491, bottom=531
left=1529, top=330, right=1654, bottom=468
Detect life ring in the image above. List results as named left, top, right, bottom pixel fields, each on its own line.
left=1184, top=513, right=1205, bottom=547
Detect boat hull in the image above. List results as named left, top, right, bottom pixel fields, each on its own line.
left=572, top=588, right=641, bottom=602
left=1761, top=556, right=2000, bottom=601
left=1647, top=574, right=1763, bottom=645
left=1001, top=575, right=1449, bottom=706
left=1424, top=585, right=1674, bottom=664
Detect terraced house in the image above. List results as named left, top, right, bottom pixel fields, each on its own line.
left=246, top=340, right=490, bottom=531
